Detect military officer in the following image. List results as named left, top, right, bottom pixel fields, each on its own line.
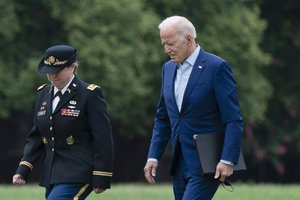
left=12, top=45, right=114, bottom=200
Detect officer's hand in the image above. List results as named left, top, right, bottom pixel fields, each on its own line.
left=214, top=162, right=233, bottom=182
left=12, top=174, right=26, bottom=185
left=144, top=160, right=158, bottom=184
left=93, top=188, right=106, bottom=194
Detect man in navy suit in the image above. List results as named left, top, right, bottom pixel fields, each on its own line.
left=144, top=16, right=243, bottom=200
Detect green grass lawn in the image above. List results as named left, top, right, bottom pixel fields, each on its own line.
left=0, top=183, right=299, bottom=200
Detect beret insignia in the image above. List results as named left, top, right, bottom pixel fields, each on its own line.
left=44, top=56, right=67, bottom=66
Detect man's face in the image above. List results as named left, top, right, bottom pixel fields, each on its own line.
left=47, top=64, right=75, bottom=89
left=160, top=27, right=191, bottom=63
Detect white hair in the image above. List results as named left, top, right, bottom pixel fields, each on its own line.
left=158, top=16, right=197, bottom=39
left=73, top=62, right=79, bottom=74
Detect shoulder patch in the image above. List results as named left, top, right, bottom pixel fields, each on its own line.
left=87, top=84, right=100, bottom=91
left=37, top=84, right=47, bottom=91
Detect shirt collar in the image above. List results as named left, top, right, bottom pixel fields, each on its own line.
left=53, top=74, right=75, bottom=95
left=185, top=45, right=200, bottom=66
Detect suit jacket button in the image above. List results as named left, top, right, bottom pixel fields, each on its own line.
left=51, top=148, right=54, bottom=152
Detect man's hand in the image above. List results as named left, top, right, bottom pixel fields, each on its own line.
left=144, top=160, right=158, bottom=184
left=93, top=188, right=106, bottom=194
left=12, top=174, right=26, bottom=185
left=214, top=162, right=233, bottom=182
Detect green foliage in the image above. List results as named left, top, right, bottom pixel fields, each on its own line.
left=0, top=0, right=162, bottom=136
left=0, top=0, right=20, bottom=118
left=246, top=0, right=300, bottom=176
left=62, top=0, right=161, bottom=135
left=0, top=0, right=274, bottom=138
left=0, top=0, right=20, bottom=41
left=0, top=0, right=67, bottom=118
left=198, top=1, right=272, bottom=123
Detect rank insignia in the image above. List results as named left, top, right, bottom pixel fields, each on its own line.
left=37, top=102, right=47, bottom=116
left=37, top=84, right=47, bottom=91
left=61, top=108, right=80, bottom=117
left=42, top=137, right=48, bottom=144
left=66, top=135, right=74, bottom=145
left=87, top=84, right=100, bottom=91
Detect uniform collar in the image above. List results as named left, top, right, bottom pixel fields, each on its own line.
left=53, top=74, right=75, bottom=95
left=185, top=45, right=200, bottom=66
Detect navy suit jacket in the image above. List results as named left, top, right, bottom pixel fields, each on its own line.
left=147, top=48, right=243, bottom=175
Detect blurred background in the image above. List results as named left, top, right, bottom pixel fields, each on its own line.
left=1, top=0, right=300, bottom=184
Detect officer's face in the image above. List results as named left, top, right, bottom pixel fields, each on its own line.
left=47, top=64, right=75, bottom=90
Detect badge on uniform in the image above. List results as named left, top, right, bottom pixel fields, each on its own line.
left=68, top=100, right=77, bottom=109
left=37, top=101, right=47, bottom=116
left=69, top=100, right=76, bottom=105
left=66, top=135, right=75, bottom=145
left=42, top=137, right=48, bottom=144
left=61, top=108, right=80, bottom=117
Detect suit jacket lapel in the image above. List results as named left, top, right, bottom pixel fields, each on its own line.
left=165, top=62, right=179, bottom=113
left=181, top=49, right=207, bottom=110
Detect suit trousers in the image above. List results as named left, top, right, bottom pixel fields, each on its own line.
left=173, top=145, right=219, bottom=200
left=45, top=183, right=93, bottom=200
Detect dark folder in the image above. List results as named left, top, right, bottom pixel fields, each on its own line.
left=194, top=133, right=247, bottom=175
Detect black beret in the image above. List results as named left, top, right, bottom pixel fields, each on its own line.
left=38, top=45, right=77, bottom=74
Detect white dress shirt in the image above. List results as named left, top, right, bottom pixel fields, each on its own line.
left=174, top=46, right=200, bottom=111
left=147, top=46, right=200, bottom=163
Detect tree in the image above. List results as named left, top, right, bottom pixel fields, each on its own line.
left=0, top=0, right=162, bottom=136
left=1, top=0, right=272, bottom=137
left=0, top=0, right=69, bottom=118
left=250, top=0, right=300, bottom=180
left=48, top=0, right=162, bottom=135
